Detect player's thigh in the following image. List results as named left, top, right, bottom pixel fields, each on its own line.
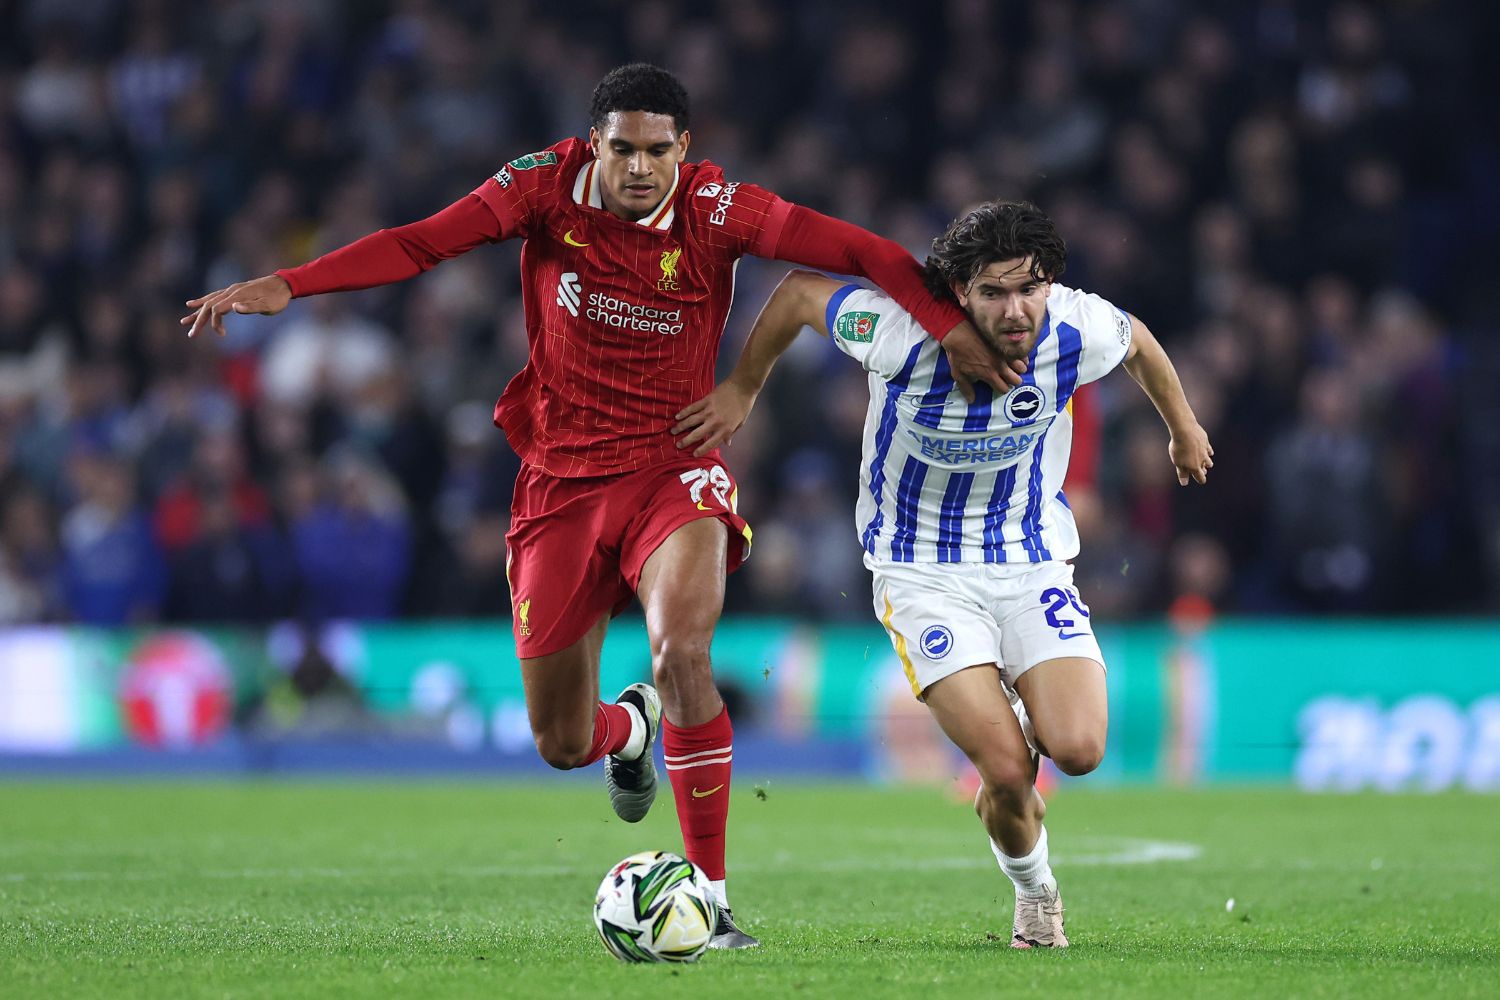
left=991, top=562, right=1107, bottom=772
left=1012, top=657, right=1108, bottom=774
left=924, top=665, right=1035, bottom=789
left=625, top=457, right=745, bottom=651
left=506, top=467, right=632, bottom=659
left=519, top=613, right=610, bottom=745
left=634, top=516, right=727, bottom=655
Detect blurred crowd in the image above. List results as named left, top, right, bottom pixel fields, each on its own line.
left=0, top=0, right=1495, bottom=628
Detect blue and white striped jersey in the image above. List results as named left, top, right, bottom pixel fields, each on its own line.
left=828, top=283, right=1132, bottom=564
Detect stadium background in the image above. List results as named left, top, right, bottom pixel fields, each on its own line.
left=0, top=0, right=1496, bottom=793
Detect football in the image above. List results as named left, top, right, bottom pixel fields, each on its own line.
left=593, top=851, right=719, bottom=963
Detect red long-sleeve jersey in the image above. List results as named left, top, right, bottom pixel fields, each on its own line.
left=278, top=137, right=965, bottom=477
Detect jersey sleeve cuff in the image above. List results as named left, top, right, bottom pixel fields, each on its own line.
left=824, top=282, right=862, bottom=334
left=925, top=304, right=968, bottom=342
left=274, top=267, right=304, bottom=298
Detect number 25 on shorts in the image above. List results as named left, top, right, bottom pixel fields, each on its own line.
left=1040, top=586, right=1091, bottom=636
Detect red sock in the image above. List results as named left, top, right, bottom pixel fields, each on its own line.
left=663, top=706, right=733, bottom=880
left=579, top=701, right=634, bottom=767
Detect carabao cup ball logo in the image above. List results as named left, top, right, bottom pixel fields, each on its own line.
left=1003, top=384, right=1047, bottom=425
left=920, top=625, right=954, bottom=659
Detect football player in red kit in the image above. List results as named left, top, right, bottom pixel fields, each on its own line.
left=184, top=63, right=1020, bottom=948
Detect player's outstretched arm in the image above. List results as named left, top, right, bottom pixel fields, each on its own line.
left=673, top=270, right=842, bottom=457
left=1121, top=315, right=1215, bottom=485
left=181, top=195, right=501, bottom=339
left=767, top=205, right=1024, bottom=401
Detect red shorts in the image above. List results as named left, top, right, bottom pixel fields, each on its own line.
left=504, top=456, right=753, bottom=658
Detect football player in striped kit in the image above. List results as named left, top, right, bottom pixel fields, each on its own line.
left=674, top=200, right=1213, bottom=948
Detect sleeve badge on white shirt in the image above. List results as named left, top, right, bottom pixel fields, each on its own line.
left=835, top=310, right=880, bottom=343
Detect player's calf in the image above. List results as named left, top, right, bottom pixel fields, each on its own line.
left=969, top=746, right=1065, bottom=947
left=971, top=748, right=1043, bottom=853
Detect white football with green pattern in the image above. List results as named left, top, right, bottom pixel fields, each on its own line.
left=593, top=851, right=718, bottom=963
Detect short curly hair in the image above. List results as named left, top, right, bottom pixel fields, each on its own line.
left=589, top=63, right=690, bottom=134
left=922, top=201, right=1068, bottom=303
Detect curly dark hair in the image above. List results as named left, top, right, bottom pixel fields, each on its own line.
left=589, top=63, right=690, bottom=134
left=921, top=200, right=1068, bottom=302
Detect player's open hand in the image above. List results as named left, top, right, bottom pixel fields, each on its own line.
left=181, top=274, right=292, bottom=338
left=672, top=380, right=758, bottom=457
left=1169, top=423, right=1214, bottom=485
left=940, top=321, right=1026, bottom=402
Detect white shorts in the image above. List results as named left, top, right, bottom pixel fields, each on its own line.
left=868, top=558, right=1106, bottom=701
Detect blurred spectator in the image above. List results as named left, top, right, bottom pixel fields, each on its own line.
left=164, top=483, right=292, bottom=623
left=1166, top=532, right=1233, bottom=626
left=289, top=449, right=410, bottom=621
left=1265, top=367, right=1386, bottom=610
left=16, top=27, right=107, bottom=141
left=259, top=295, right=399, bottom=410
left=0, top=482, right=62, bottom=622
left=59, top=451, right=165, bottom=624
left=154, top=425, right=272, bottom=551
left=0, top=265, right=68, bottom=406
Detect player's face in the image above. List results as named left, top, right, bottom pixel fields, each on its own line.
left=953, top=257, right=1053, bottom=361
left=590, top=112, right=691, bottom=222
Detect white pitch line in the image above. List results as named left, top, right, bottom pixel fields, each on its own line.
left=0, top=838, right=1200, bottom=883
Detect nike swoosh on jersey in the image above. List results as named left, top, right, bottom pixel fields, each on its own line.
left=695, top=500, right=712, bottom=511
left=563, top=229, right=589, bottom=247
left=691, top=784, right=725, bottom=798
left=1057, top=630, right=1088, bottom=639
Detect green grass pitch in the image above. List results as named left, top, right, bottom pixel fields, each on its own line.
left=2, top=780, right=1496, bottom=998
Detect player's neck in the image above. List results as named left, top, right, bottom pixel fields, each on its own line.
left=602, top=196, right=653, bottom=223
left=598, top=163, right=680, bottom=223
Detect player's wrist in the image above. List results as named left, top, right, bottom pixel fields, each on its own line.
left=725, top=371, right=766, bottom=396
left=932, top=319, right=963, bottom=343
left=1162, top=409, right=1200, bottom=438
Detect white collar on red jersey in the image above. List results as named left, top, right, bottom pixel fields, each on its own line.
left=572, top=161, right=680, bottom=230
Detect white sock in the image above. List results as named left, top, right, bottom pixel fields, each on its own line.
left=616, top=703, right=646, bottom=761
left=709, top=879, right=728, bottom=910
left=992, top=825, right=1057, bottom=899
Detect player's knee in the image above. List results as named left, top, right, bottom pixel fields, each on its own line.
left=533, top=729, right=592, bottom=770
left=974, top=754, right=1033, bottom=810
left=1049, top=733, right=1105, bottom=776
left=650, top=634, right=712, bottom=684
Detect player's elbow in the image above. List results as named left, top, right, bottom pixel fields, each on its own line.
left=775, top=269, right=840, bottom=330
left=778, top=268, right=828, bottom=305
left=384, top=229, right=442, bottom=272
